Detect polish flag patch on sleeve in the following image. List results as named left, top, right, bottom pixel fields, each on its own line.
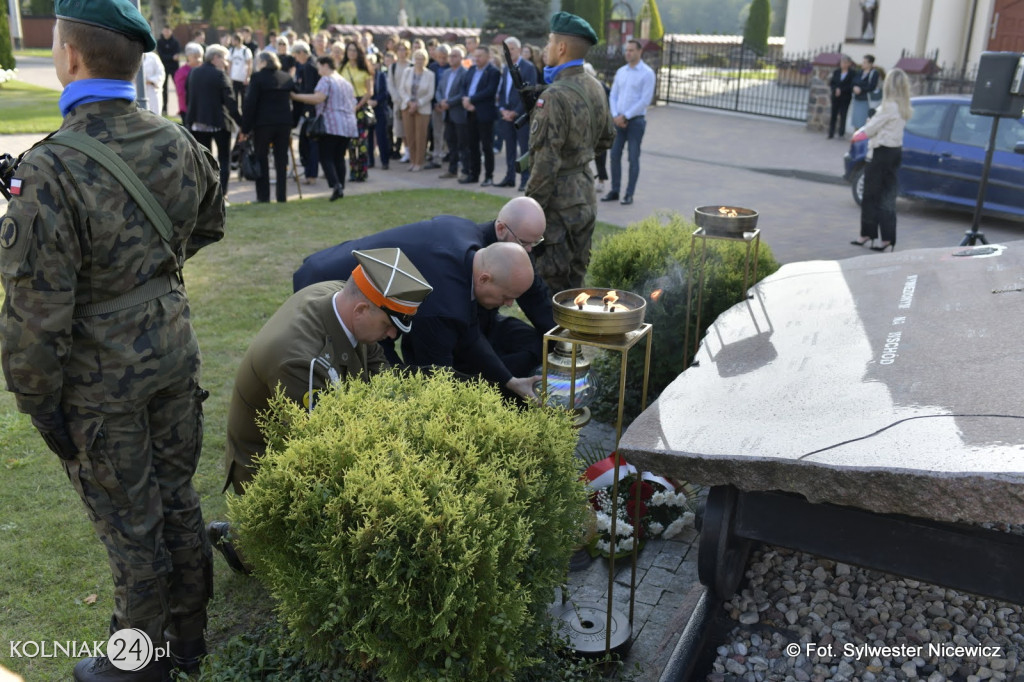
left=536, top=99, right=545, bottom=108
left=9, top=178, right=22, bottom=196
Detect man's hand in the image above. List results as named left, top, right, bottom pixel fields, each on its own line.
left=614, top=114, right=628, bottom=128
left=31, top=411, right=77, bottom=460
left=853, top=86, right=862, bottom=95
left=506, top=375, right=542, bottom=404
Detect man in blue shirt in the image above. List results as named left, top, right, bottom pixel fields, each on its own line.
left=601, top=39, right=655, bottom=206
left=496, top=36, right=538, bottom=191
left=459, top=45, right=500, bottom=186
left=437, top=46, right=468, bottom=179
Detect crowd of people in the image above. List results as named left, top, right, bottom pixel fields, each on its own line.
left=155, top=26, right=559, bottom=204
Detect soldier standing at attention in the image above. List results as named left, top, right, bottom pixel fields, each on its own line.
left=0, top=0, right=225, bottom=679
left=525, top=11, right=615, bottom=293
left=208, top=248, right=433, bottom=574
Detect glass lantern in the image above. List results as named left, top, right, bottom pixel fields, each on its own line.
left=534, top=342, right=599, bottom=427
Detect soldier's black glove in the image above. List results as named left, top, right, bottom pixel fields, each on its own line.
left=31, top=411, right=78, bottom=461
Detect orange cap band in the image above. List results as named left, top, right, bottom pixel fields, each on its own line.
left=351, top=265, right=420, bottom=316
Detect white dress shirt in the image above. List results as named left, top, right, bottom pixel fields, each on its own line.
left=609, top=60, right=655, bottom=120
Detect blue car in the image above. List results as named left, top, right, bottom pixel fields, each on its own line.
left=843, top=95, right=1024, bottom=218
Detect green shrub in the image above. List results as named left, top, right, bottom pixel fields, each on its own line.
left=743, top=0, right=771, bottom=55
left=230, top=370, right=586, bottom=682
left=0, top=10, right=15, bottom=72
left=585, top=212, right=779, bottom=425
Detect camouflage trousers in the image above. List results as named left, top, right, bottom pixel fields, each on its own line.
left=534, top=201, right=597, bottom=293
left=61, top=378, right=213, bottom=645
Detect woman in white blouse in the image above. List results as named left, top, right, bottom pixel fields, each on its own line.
left=852, top=68, right=912, bottom=252
left=398, top=48, right=435, bottom=172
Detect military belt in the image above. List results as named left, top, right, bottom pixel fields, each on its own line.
left=557, top=165, right=587, bottom=177
left=73, top=273, right=181, bottom=318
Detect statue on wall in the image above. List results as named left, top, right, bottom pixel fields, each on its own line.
left=860, top=0, right=878, bottom=40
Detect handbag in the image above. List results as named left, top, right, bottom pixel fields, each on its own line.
left=238, top=139, right=260, bottom=181
left=361, top=104, right=377, bottom=127
left=305, top=78, right=330, bottom=139
left=306, top=113, right=327, bottom=139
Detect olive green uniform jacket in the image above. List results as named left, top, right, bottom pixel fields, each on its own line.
left=224, top=281, right=387, bottom=492
left=525, top=65, right=615, bottom=292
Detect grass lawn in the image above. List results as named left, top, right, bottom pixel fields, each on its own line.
left=0, top=188, right=622, bottom=681
left=14, top=48, right=54, bottom=59
left=0, top=80, right=63, bottom=134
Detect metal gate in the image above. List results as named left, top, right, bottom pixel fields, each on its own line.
left=658, top=38, right=837, bottom=121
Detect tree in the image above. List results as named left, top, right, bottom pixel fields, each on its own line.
left=264, top=0, right=281, bottom=25
left=0, top=9, right=15, bottom=72
left=200, top=0, right=217, bottom=23
left=307, top=0, right=324, bottom=32
left=482, top=0, right=547, bottom=41
left=292, top=0, right=310, bottom=33
left=743, top=0, right=770, bottom=54
left=641, top=0, right=665, bottom=42
left=575, top=0, right=604, bottom=43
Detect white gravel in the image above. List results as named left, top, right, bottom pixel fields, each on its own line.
left=708, top=545, right=1024, bottom=682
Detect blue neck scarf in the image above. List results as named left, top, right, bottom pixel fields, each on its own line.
left=59, top=79, right=137, bottom=117
left=543, top=59, right=584, bottom=84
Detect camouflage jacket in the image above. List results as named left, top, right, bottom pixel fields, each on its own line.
left=0, top=99, right=224, bottom=416
left=525, top=65, right=615, bottom=211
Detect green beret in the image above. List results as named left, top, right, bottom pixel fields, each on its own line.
left=550, top=11, right=599, bottom=45
left=55, top=0, right=156, bottom=52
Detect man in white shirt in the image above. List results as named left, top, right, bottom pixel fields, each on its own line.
left=228, top=32, right=252, bottom=107
left=601, top=39, right=655, bottom=206
left=142, top=51, right=166, bottom=116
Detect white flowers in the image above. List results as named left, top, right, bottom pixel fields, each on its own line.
left=662, top=512, right=696, bottom=540
left=651, top=490, right=689, bottom=508
left=0, top=67, right=18, bottom=86
left=587, top=463, right=698, bottom=559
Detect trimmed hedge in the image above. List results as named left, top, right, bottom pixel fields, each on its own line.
left=585, top=212, right=779, bottom=424
left=230, top=370, right=586, bottom=682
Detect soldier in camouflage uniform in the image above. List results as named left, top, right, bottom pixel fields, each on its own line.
left=0, top=0, right=224, bottom=679
left=525, top=12, right=615, bottom=293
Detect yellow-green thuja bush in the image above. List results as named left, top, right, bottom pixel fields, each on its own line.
left=230, top=370, right=586, bottom=681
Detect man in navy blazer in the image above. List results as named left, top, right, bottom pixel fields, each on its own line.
left=292, top=199, right=547, bottom=402
left=437, top=46, right=468, bottom=179
left=460, top=46, right=501, bottom=186
left=496, top=36, right=538, bottom=191
left=368, top=54, right=391, bottom=169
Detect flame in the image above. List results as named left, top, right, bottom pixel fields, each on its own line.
left=650, top=289, right=663, bottom=302
left=718, top=206, right=739, bottom=218
left=573, top=292, right=589, bottom=309
left=602, top=290, right=619, bottom=305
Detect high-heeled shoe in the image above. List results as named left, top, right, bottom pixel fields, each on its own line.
left=850, top=238, right=873, bottom=247
left=870, top=242, right=894, bottom=252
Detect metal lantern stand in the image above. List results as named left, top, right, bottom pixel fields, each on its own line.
left=684, top=227, right=761, bottom=365
left=542, top=322, right=653, bottom=658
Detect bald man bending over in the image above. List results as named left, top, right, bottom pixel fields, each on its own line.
left=293, top=202, right=549, bottom=400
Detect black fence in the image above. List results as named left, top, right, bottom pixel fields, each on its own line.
left=656, top=39, right=839, bottom=121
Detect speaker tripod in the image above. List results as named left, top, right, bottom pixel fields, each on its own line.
left=960, top=116, right=1000, bottom=247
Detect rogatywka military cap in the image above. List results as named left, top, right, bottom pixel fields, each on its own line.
left=550, top=11, right=599, bottom=45
left=55, top=0, right=157, bottom=52
left=351, top=248, right=433, bottom=333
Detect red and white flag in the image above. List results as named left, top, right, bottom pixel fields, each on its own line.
left=9, top=178, right=22, bottom=196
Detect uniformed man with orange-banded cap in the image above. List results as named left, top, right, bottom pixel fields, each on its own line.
left=208, top=247, right=432, bottom=573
